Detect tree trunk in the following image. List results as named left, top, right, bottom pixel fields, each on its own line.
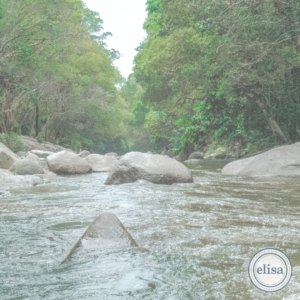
left=257, top=100, right=287, bottom=144
left=294, top=36, right=300, bottom=54
left=35, top=105, right=39, bottom=137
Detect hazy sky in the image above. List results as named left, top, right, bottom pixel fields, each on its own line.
left=84, top=0, right=148, bottom=78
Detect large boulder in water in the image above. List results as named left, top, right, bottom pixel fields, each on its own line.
left=0, top=142, right=20, bottom=169
left=47, top=150, right=92, bottom=174
left=85, top=154, right=118, bottom=172
left=62, top=212, right=137, bottom=263
left=222, top=143, right=300, bottom=176
left=104, top=152, right=193, bottom=185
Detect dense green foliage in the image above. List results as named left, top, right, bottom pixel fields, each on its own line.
left=4, top=0, right=300, bottom=156
left=0, top=0, right=129, bottom=152
left=132, top=0, right=300, bottom=155
left=120, top=75, right=169, bottom=153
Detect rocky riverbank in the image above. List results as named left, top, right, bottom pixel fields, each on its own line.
left=2, top=135, right=300, bottom=192
left=0, top=136, right=193, bottom=189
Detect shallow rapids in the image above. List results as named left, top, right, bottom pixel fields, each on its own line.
left=1, top=160, right=300, bottom=299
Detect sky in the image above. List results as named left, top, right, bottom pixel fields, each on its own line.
left=84, top=0, right=148, bottom=79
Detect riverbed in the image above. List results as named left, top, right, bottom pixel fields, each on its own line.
left=1, top=160, right=300, bottom=299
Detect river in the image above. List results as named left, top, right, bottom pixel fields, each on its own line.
left=1, top=160, right=300, bottom=299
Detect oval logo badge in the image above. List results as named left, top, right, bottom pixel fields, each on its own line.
left=248, top=248, right=292, bottom=292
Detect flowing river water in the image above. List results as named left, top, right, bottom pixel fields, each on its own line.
left=1, top=160, right=300, bottom=299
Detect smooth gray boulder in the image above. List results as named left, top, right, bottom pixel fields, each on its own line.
left=62, top=212, right=137, bottom=263
left=105, top=152, right=118, bottom=157
left=29, top=150, right=53, bottom=158
left=222, top=143, right=300, bottom=176
left=105, top=152, right=193, bottom=185
left=24, top=153, right=49, bottom=171
left=0, top=142, right=20, bottom=169
left=9, top=159, right=45, bottom=175
left=47, top=150, right=92, bottom=174
left=25, top=152, right=40, bottom=163
left=78, top=150, right=91, bottom=158
left=222, top=156, right=256, bottom=176
left=85, top=154, right=118, bottom=172
left=188, top=151, right=204, bottom=160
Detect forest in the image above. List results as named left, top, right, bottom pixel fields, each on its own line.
left=0, top=0, right=128, bottom=153
left=2, top=0, right=300, bottom=158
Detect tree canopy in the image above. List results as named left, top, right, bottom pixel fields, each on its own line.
left=0, top=0, right=128, bottom=152
left=132, top=0, right=300, bottom=155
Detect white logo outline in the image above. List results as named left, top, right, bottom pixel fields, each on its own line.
left=248, top=248, right=292, bottom=292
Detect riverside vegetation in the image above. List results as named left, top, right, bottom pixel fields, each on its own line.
left=2, top=0, right=300, bottom=158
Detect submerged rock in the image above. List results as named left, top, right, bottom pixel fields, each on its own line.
left=85, top=154, right=118, bottom=172
left=0, top=142, right=20, bottom=169
left=105, top=152, right=193, bottom=185
left=222, top=143, right=300, bottom=176
left=47, top=150, right=92, bottom=174
left=62, top=212, right=137, bottom=263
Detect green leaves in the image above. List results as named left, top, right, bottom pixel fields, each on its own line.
left=146, top=0, right=160, bottom=14
left=132, top=0, right=300, bottom=153
left=0, top=0, right=129, bottom=152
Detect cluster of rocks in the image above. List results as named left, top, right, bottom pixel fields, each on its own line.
left=0, top=142, right=57, bottom=188
left=0, top=136, right=194, bottom=188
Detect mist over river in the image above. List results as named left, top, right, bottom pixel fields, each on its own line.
left=1, top=160, right=300, bottom=299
